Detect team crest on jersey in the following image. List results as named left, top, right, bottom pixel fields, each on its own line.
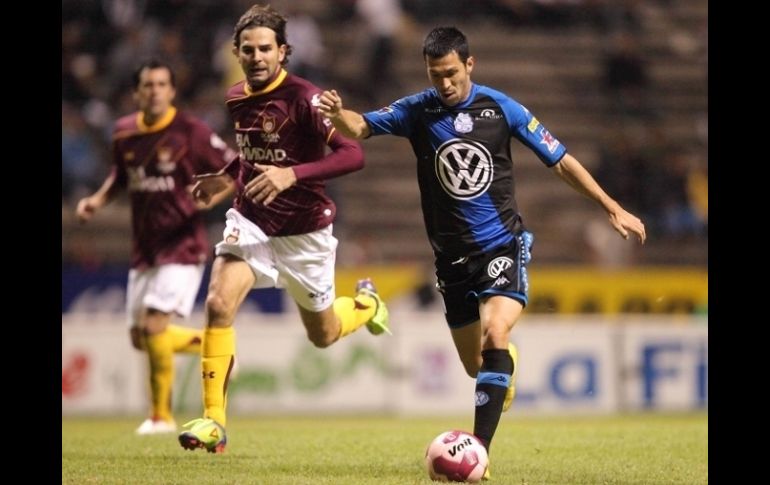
left=261, top=115, right=281, bottom=143
left=538, top=127, right=560, bottom=154
left=435, top=138, right=493, bottom=200
left=487, top=257, right=513, bottom=278
left=156, top=148, right=176, bottom=173
left=453, top=112, right=474, bottom=133
left=262, top=115, right=276, bottom=133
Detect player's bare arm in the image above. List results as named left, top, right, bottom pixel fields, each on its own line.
left=75, top=172, right=121, bottom=224
left=318, top=90, right=371, bottom=139
left=244, top=164, right=297, bottom=206
left=552, top=153, right=646, bottom=243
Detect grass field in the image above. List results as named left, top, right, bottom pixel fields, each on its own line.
left=62, top=413, right=707, bottom=484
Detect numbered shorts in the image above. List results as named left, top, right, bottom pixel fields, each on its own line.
left=215, top=208, right=337, bottom=312
left=126, top=263, right=205, bottom=328
left=435, top=231, right=534, bottom=328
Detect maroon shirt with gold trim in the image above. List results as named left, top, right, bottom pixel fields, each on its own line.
left=111, top=107, right=236, bottom=269
left=224, top=69, right=364, bottom=236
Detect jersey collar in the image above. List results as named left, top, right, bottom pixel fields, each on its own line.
left=244, top=68, right=288, bottom=96
left=136, top=106, right=177, bottom=133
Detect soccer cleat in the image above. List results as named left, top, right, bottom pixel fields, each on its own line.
left=502, top=342, right=519, bottom=412
left=482, top=466, right=491, bottom=480
left=178, top=418, right=227, bottom=453
left=355, top=278, right=391, bottom=335
left=135, top=417, right=177, bottom=435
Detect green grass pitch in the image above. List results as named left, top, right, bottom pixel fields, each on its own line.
left=62, top=413, right=706, bottom=484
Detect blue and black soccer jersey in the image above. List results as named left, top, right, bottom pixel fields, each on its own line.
left=363, top=83, right=567, bottom=258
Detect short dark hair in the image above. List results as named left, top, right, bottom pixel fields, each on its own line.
left=233, top=4, right=293, bottom=65
left=132, top=59, right=175, bottom=89
left=422, top=27, right=470, bottom=63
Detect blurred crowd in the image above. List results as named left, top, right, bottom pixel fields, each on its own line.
left=63, top=0, right=707, bottom=265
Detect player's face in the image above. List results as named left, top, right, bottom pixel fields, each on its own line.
left=235, top=27, right=287, bottom=90
left=426, top=51, right=474, bottom=106
left=134, top=67, right=175, bottom=121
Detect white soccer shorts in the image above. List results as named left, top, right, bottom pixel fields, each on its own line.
left=126, top=263, right=204, bottom=327
left=215, top=208, right=337, bottom=312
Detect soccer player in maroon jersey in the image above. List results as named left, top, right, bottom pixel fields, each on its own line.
left=76, top=60, right=237, bottom=435
left=177, top=4, right=391, bottom=453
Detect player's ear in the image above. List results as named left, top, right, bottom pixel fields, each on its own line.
left=232, top=45, right=239, bottom=57
left=278, top=44, right=287, bottom=64
left=466, top=56, right=475, bottom=75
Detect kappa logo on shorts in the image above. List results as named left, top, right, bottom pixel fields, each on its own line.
left=487, top=257, right=513, bottom=278
left=493, top=275, right=510, bottom=287
left=308, top=285, right=333, bottom=304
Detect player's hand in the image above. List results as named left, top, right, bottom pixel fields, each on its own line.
left=190, top=172, right=231, bottom=209
left=75, top=197, right=98, bottom=224
left=609, top=207, right=646, bottom=244
left=318, top=90, right=343, bottom=119
left=244, top=164, right=297, bottom=206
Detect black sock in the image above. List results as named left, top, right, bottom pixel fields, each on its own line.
left=473, top=348, right=514, bottom=451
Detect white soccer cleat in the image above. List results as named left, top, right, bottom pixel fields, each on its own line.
left=135, top=417, right=178, bottom=435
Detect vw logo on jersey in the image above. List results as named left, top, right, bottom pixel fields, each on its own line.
left=434, top=139, right=494, bottom=200
left=487, top=257, right=513, bottom=278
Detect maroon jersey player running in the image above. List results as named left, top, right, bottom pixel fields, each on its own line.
left=177, top=4, right=391, bottom=453
left=76, top=59, right=236, bottom=435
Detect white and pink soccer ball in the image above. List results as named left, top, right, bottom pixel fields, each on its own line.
left=425, top=430, right=489, bottom=483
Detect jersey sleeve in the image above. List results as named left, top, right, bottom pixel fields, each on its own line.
left=362, top=94, right=421, bottom=138
left=110, top=135, right=128, bottom=189
left=189, top=121, right=238, bottom=174
left=499, top=97, right=567, bottom=167
left=291, top=89, right=364, bottom=181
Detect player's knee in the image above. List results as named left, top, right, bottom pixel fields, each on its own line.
left=482, top=321, right=511, bottom=348
left=129, top=327, right=146, bottom=351
left=205, top=292, right=233, bottom=325
left=306, top=327, right=337, bottom=348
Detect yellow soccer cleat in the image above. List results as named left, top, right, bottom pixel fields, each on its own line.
left=178, top=418, right=227, bottom=453
left=502, top=342, right=519, bottom=412
left=482, top=465, right=491, bottom=480
left=355, top=278, right=392, bottom=336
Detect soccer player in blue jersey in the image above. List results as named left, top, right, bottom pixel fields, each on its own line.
left=319, top=26, right=646, bottom=477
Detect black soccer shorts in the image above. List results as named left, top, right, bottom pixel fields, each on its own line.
left=435, top=230, right=533, bottom=328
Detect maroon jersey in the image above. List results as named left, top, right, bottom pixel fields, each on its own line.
left=111, top=107, right=236, bottom=269
left=225, top=69, right=364, bottom=236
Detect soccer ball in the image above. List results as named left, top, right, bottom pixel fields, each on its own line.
left=425, top=430, right=489, bottom=482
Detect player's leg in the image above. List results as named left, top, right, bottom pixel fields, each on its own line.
left=140, top=308, right=176, bottom=433
left=135, top=264, right=205, bottom=435
left=472, top=296, right=522, bottom=450
left=274, top=226, right=389, bottom=347
left=200, top=255, right=254, bottom=426
left=166, top=324, right=203, bottom=354
left=178, top=255, right=254, bottom=453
